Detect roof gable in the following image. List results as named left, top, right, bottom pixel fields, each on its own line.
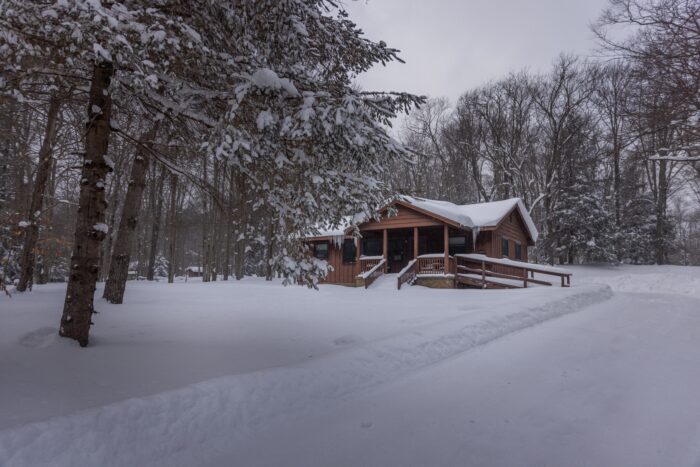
left=398, top=196, right=538, bottom=242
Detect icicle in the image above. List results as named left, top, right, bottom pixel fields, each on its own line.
left=472, top=227, right=480, bottom=248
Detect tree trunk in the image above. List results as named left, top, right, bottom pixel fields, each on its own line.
left=103, top=126, right=157, bottom=303
left=234, top=173, right=247, bottom=280
left=16, top=97, right=61, bottom=292
left=265, top=218, right=274, bottom=281
left=655, top=159, right=668, bottom=264
left=167, top=173, right=178, bottom=283
left=59, top=61, right=114, bottom=347
left=223, top=168, right=234, bottom=280
left=146, top=167, right=165, bottom=280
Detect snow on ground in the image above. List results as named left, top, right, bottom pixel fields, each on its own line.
left=567, top=264, right=700, bottom=297
left=0, top=265, right=699, bottom=466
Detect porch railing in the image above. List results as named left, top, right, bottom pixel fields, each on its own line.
left=397, top=259, right=417, bottom=290
left=358, top=258, right=386, bottom=289
left=416, top=254, right=454, bottom=275
left=454, top=254, right=572, bottom=288
left=358, top=255, right=384, bottom=274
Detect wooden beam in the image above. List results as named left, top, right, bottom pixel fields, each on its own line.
left=413, top=227, right=419, bottom=259
left=443, top=224, right=449, bottom=273
left=382, top=229, right=388, bottom=272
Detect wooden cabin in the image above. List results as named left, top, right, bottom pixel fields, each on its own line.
left=185, top=266, right=203, bottom=279
left=306, top=196, right=570, bottom=289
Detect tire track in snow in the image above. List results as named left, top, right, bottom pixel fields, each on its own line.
left=0, top=285, right=613, bottom=467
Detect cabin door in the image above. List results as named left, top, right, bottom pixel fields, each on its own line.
left=387, top=229, right=412, bottom=273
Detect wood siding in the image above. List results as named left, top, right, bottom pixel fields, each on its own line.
left=313, top=241, right=358, bottom=285
left=359, top=205, right=442, bottom=230
left=495, top=210, right=530, bottom=261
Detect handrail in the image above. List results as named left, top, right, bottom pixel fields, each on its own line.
left=359, top=256, right=383, bottom=274
left=415, top=254, right=453, bottom=275
left=397, top=259, right=417, bottom=290
left=359, top=258, right=386, bottom=288
left=454, top=254, right=572, bottom=287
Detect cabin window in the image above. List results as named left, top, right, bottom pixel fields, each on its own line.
left=515, top=242, right=522, bottom=260
left=501, top=236, right=509, bottom=258
left=342, top=239, right=357, bottom=263
left=448, top=236, right=467, bottom=255
left=362, top=237, right=382, bottom=257
left=313, top=242, right=329, bottom=260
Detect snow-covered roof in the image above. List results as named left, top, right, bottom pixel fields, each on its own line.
left=185, top=266, right=203, bottom=272
left=306, top=196, right=538, bottom=243
left=306, top=212, right=368, bottom=240
left=398, top=196, right=539, bottom=242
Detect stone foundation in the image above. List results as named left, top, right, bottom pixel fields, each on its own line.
left=414, top=275, right=455, bottom=289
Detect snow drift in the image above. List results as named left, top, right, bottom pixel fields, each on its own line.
left=0, top=284, right=612, bottom=467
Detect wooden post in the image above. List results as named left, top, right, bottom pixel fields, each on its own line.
left=413, top=227, right=419, bottom=259
left=355, top=236, right=362, bottom=276
left=443, top=225, right=449, bottom=274
left=382, top=229, right=388, bottom=272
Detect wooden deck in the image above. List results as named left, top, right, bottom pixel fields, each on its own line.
left=391, top=253, right=572, bottom=290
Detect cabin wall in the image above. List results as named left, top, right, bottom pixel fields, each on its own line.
left=313, top=241, right=358, bottom=285
left=494, top=211, right=529, bottom=262
left=474, top=231, right=494, bottom=256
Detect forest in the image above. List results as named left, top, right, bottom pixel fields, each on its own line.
left=1, top=0, right=699, bottom=346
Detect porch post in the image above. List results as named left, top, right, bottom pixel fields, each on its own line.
left=413, top=227, right=419, bottom=259
left=382, top=229, right=388, bottom=272
left=443, top=224, right=449, bottom=274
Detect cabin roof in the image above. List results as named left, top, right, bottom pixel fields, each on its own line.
left=306, top=196, right=539, bottom=243
left=398, top=196, right=539, bottom=242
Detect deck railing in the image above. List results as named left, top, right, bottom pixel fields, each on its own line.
left=416, top=254, right=454, bottom=275
left=358, top=258, right=386, bottom=289
left=454, top=254, right=572, bottom=288
left=358, top=255, right=384, bottom=274
left=397, top=259, right=417, bottom=290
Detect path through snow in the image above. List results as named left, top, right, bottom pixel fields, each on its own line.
left=206, top=292, right=700, bottom=467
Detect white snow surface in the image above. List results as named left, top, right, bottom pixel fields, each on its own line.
left=92, top=222, right=108, bottom=233
left=250, top=68, right=299, bottom=97
left=1, top=265, right=699, bottom=467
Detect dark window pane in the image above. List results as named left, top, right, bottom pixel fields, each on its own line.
left=501, top=237, right=509, bottom=257
left=314, top=242, right=329, bottom=260
left=448, top=236, right=466, bottom=255
left=362, top=238, right=382, bottom=256
left=342, top=239, right=356, bottom=263
left=515, top=243, right=522, bottom=260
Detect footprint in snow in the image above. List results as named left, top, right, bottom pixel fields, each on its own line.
left=19, top=327, right=58, bottom=349
left=333, top=335, right=363, bottom=346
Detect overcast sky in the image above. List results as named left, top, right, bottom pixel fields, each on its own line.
left=345, top=0, right=610, bottom=103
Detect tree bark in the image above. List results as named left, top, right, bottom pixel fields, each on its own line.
left=103, top=126, right=157, bottom=303
left=146, top=166, right=165, bottom=280
left=655, top=159, right=668, bottom=264
left=59, top=61, right=114, bottom=347
left=16, top=96, right=61, bottom=292
left=223, top=168, right=234, bottom=280
left=234, top=172, right=247, bottom=280
left=167, top=173, right=178, bottom=283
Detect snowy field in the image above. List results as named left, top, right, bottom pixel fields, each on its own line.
left=1, top=265, right=699, bottom=466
